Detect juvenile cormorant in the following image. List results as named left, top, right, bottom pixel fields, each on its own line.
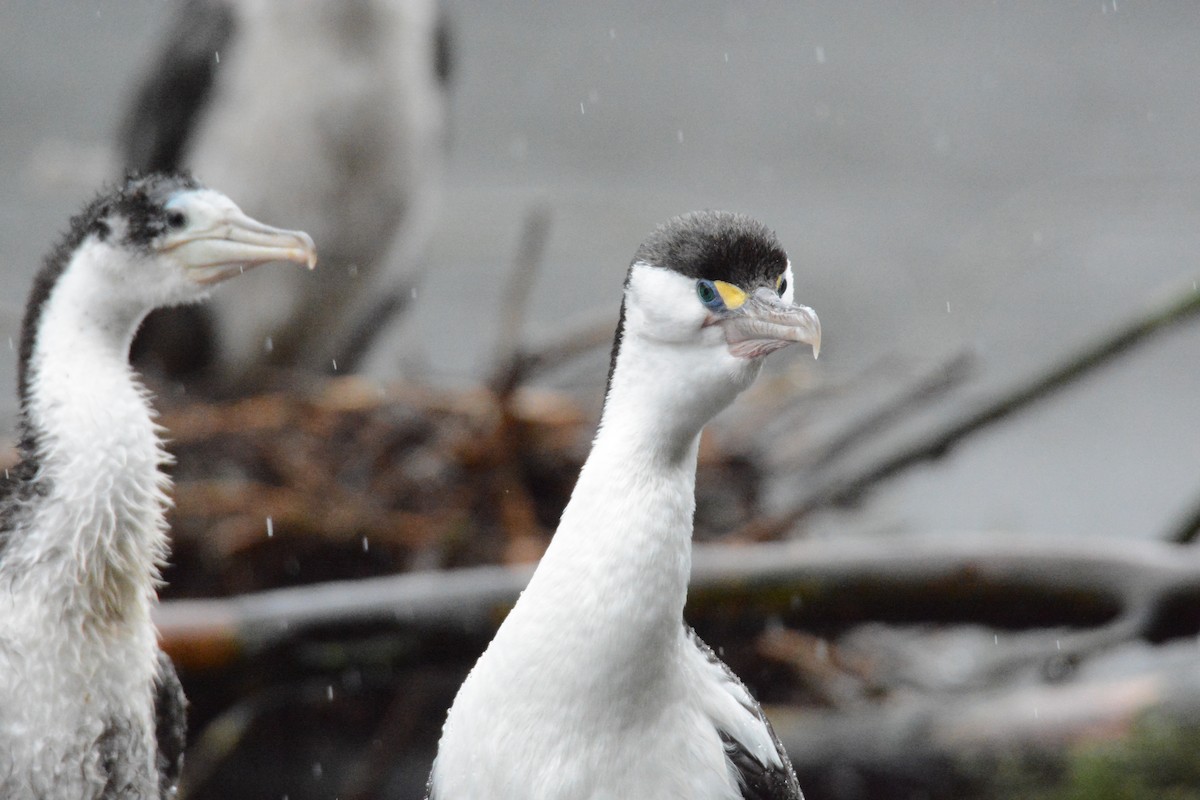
left=428, top=211, right=820, bottom=799
left=0, top=172, right=315, bottom=798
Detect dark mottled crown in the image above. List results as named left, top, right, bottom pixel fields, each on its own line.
left=606, top=211, right=789, bottom=395
left=630, top=210, right=788, bottom=287
left=18, top=171, right=201, bottom=400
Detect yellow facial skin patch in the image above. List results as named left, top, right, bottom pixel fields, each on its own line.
left=713, top=280, right=748, bottom=309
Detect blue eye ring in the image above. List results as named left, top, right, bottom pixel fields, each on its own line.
left=696, top=279, right=724, bottom=309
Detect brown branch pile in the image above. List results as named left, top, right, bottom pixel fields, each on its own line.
left=156, top=376, right=763, bottom=600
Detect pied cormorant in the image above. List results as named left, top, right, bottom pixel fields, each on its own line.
left=121, top=0, right=451, bottom=383
left=0, top=172, right=315, bottom=798
left=427, top=211, right=820, bottom=799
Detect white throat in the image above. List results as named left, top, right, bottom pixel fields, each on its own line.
left=465, top=277, right=753, bottom=714
left=10, top=240, right=171, bottom=623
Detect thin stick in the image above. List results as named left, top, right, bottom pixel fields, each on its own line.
left=800, top=351, right=975, bottom=470
left=772, top=281, right=1200, bottom=532
left=490, top=205, right=553, bottom=397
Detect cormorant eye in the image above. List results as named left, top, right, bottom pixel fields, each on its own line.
left=696, top=280, right=724, bottom=309
left=166, top=211, right=187, bottom=230
left=777, top=276, right=788, bottom=297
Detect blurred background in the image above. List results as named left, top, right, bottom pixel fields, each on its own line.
left=3, top=2, right=1200, bottom=798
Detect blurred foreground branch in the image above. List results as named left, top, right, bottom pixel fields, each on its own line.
left=155, top=533, right=1200, bottom=673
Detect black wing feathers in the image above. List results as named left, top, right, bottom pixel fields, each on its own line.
left=120, top=0, right=235, bottom=173
left=687, top=627, right=804, bottom=800
left=154, top=649, right=188, bottom=799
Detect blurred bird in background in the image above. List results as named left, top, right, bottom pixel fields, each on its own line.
left=121, top=0, right=452, bottom=389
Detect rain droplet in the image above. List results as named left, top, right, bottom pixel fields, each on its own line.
left=214, top=51, right=220, bottom=64
left=580, top=102, right=586, bottom=115
left=326, top=684, right=334, bottom=701
left=266, top=516, right=273, bottom=538
left=263, top=336, right=273, bottom=353
left=362, top=536, right=369, bottom=553
left=815, top=45, right=826, bottom=64
left=312, top=762, right=323, bottom=779
left=331, top=359, right=338, bottom=371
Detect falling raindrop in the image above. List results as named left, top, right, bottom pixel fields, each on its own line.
left=327, top=684, right=334, bottom=701
left=214, top=51, right=220, bottom=64
left=362, top=536, right=369, bottom=553
left=266, top=516, right=273, bottom=538
left=677, top=130, right=684, bottom=143
left=263, top=336, right=273, bottom=353
left=331, top=359, right=338, bottom=371
left=815, top=45, right=826, bottom=64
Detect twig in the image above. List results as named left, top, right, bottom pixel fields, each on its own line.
left=490, top=205, right=553, bottom=397
left=497, top=312, right=616, bottom=389
left=771, top=280, right=1200, bottom=531
left=1166, top=492, right=1200, bottom=545
left=331, top=280, right=415, bottom=373
left=798, top=351, right=975, bottom=471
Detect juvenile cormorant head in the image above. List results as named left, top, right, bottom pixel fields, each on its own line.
left=0, top=172, right=315, bottom=800
left=19, top=172, right=316, bottom=396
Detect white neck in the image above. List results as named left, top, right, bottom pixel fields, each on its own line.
left=10, top=242, right=170, bottom=626
left=484, top=326, right=742, bottom=717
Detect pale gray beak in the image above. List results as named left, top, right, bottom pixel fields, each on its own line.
left=720, top=287, right=821, bottom=360
left=158, top=192, right=317, bottom=285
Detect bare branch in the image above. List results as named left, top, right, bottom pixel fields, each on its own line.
left=489, top=205, right=553, bottom=397
left=154, top=533, right=1200, bottom=673
left=768, top=281, right=1200, bottom=532
left=797, top=351, right=975, bottom=471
